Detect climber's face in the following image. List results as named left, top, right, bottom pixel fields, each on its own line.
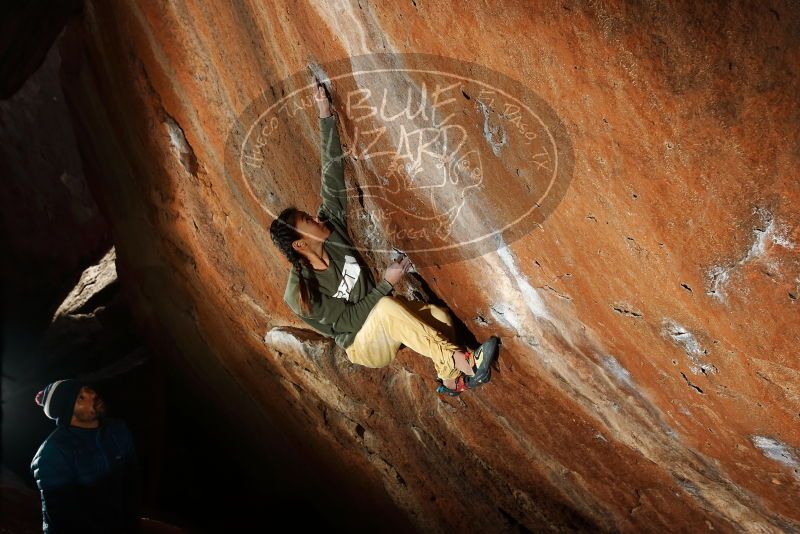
left=292, top=210, right=331, bottom=248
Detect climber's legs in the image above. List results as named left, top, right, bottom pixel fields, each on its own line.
left=404, top=299, right=476, bottom=386
left=345, top=296, right=471, bottom=387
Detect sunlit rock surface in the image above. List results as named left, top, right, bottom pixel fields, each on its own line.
left=58, top=2, right=799, bottom=532
left=51, top=247, right=116, bottom=319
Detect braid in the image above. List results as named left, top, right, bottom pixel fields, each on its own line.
left=270, top=207, right=315, bottom=315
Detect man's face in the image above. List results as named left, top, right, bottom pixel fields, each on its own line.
left=293, top=210, right=331, bottom=245
left=72, top=386, right=105, bottom=424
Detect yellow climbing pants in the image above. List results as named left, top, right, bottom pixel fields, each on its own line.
left=345, top=296, right=466, bottom=380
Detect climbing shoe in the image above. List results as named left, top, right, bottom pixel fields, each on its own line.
left=435, top=375, right=468, bottom=397
left=465, top=336, right=499, bottom=388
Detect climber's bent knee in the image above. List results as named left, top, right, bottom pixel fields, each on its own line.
left=344, top=297, right=403, bottom=369
left=373, top=295, right=402, bottom=313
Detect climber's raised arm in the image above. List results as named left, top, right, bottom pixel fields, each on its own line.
left=315, top=84, right=347, bottom=226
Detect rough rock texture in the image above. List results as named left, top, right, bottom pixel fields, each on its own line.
left=57, top=1, right=798, bottom=532
left=50, top=247, right=117, bottom=320
left=0, top=0, right=83, bottom=98
left=0, top=29, right=110, bottom=317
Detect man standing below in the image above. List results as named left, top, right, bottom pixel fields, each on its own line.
left=31, top=379, right=140, bottom=533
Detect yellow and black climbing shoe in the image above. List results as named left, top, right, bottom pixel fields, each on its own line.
left=466, top=336, right=499, bottom=388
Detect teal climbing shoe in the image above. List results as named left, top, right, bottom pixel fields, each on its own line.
left=435, top=375, right=468, bottom=397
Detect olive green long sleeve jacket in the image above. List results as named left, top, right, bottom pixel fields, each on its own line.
left=283, top=114, right=393, bottom=348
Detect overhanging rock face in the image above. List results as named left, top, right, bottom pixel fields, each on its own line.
left=59, top=2, right=799, bottom=532
left=263, top=327, right=601, bottom=531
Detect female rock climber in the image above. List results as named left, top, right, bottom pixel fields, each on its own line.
left=269, top=84, right=498, bottom=396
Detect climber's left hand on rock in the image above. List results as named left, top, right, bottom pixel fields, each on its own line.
left=315, top=84, right=332, bottom=118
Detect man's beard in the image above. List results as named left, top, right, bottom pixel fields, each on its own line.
left=93, top=400, right=107, bottom=418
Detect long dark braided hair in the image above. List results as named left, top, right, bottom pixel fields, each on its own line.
left=270, top=207, right=316, bottom=315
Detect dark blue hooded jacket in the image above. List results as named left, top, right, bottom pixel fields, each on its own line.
left=30, top=418, right=139, bottom=533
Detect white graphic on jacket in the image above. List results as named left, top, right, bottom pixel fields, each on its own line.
left=332, top=255, right=362, bottom=300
